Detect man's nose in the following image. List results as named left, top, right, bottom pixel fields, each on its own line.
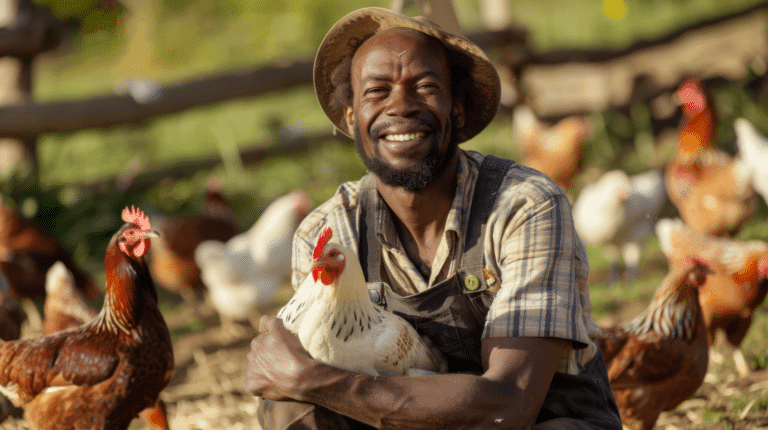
left=384, top=86, right=418, bottom=117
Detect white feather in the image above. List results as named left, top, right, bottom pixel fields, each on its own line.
left=278, top=239, right=447, bottom=377
left=734, top=117, right=768, bottom=204
left=574, top=169, right=666, bottom=259
left=195, top=190, right=311, bottom=321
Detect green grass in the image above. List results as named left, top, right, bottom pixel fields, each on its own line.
left=733, top=392, right=768, bottom=412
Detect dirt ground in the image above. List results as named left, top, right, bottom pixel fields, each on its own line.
left=1, top=304, right=767, bottom=429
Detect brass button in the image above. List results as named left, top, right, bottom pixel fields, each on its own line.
left=464, top=275, right=480, bottom=291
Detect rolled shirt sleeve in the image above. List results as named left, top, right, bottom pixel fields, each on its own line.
left=482, top=172, right=599, bottom=350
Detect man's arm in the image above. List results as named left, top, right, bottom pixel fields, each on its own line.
left=244, top=315, right=570, bottom=430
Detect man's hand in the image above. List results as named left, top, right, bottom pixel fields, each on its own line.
left=243, top=315, right=314, bottom=400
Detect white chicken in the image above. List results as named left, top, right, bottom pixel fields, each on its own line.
left=573, top=169, right=667, bottom=284
left=734, top=117, right=768, bottom=206
left=194, top=189, right=313, bottom=337
left=277, top=227, right=447, bottom=376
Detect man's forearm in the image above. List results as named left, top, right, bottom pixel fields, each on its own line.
left=246, top=320, right=568, bottom=429
left=293, top=360, right=527, bottom=430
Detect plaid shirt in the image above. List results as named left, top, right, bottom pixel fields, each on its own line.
left=291, top=150, right=601, bottom=374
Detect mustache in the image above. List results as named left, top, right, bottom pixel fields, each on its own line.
left=369, top=116, right=440, bottom=141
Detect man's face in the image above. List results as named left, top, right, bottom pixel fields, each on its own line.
left=344, top=28, right=464, bottom=191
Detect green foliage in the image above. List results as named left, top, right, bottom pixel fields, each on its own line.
left=168, top=316, right=206, bottom=340
left=583, top=237, right=667, bottom=321
left=508, top=0, right=765, bottom=52
left=733, top=392, right=768, bottom=412
left=701, top=406, right=729, bottom=426
left=33, top=0, right=121, bottom=32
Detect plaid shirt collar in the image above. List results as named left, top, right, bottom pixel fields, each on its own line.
left=369, top=150, right=479, bottom=285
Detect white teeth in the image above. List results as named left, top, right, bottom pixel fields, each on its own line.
left=384, top=132, right=425, bottom=142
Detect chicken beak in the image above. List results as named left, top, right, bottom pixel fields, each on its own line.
left=141, top=229, right=161, bottom=239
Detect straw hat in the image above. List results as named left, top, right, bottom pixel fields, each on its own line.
left=313, top=7, right=501, bottom=143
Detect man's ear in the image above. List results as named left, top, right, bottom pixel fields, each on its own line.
left=452, top=99, right=465, bottom=129
left=343, top=105, right=355, bottom=132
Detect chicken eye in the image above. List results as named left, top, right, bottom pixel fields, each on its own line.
left=328, top=250, right=339, bottom=257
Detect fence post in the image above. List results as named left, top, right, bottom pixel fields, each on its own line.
left=0, top=0, right=60, bottom=179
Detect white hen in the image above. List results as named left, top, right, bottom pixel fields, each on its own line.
left=277, top=227, right=447, bottom=377
left=573, top=169, right=667, bottom=284
left=734, top=117, right=768, bottom=206
left=195, top=189, right=313, bottom=337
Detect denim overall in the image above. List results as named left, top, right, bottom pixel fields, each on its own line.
left=258, top=156, right=622, bottom=429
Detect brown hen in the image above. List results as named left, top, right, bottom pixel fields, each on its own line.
left=0, top=196, right=99, bottom=329
left=0, top=269, right=24, bottom=342
left=595, top=257, right=712, bottom=430
left=513, top=104, right=591, bottom=195
left=150, top=178, right=240, bottom=312
left=42, top=260, right=171, bottom=429
left=664, top=79, right=757, bottom=236
left=0, top=206, right=174, bottom=430
left=0, top=270, right=23, bottom=430
left=656, top=218, right=768, bottom=351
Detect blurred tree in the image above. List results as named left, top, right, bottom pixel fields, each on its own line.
left=31, top=0, right=122, bottom=33
left=115, top=0, right=156, bottom=73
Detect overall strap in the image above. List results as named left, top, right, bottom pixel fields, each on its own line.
left=462, top=155, right=515, bottom=261
left=358, top=173, right=380, bottom=282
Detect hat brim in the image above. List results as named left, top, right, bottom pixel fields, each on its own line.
left=313, top=7, right=501, bottom=144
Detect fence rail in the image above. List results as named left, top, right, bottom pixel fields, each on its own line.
left=0, top=29, right=525, bottom=139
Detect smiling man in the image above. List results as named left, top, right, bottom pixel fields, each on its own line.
left=244, top=7, right=622, bottom=430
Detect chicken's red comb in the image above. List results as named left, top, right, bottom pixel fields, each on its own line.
left=121, top=206, right=151, bottom=231
left=678, top=78, right=703, bottom=93
left=313, top=227, right=333, bottom=260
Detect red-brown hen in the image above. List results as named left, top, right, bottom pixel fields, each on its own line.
left=664, top=79, right=757, bottom=236
left=42, top=260, right=170, bottom=429
left=656, top=218, right=768, bottom=351
left=595, top=257, right=713, bottom=430
left=0, top=206, right=174, bottom=430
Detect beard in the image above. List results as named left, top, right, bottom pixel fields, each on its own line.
left=353, top=118, right=458, bottom=192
